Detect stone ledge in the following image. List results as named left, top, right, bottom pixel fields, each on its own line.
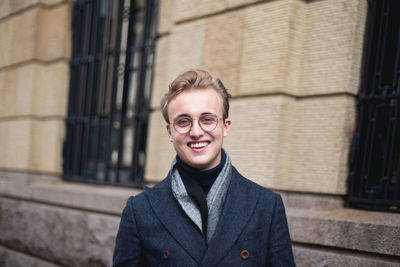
left=0, top=245, right=60, bottom=267
left=0, top=197, right=119, bottom=266
left=293, top=244, right=400, bottom=267
left=0, top=171, right=141, bottom=215
left=280, top=191, right=400, bottom=257
left=287, top=207, right=400, bottom=257
left=1, top=171, right=399, bottom=258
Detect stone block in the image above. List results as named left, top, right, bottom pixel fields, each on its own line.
left=0, top=62, right=69, bottom=117
left=288, top=207, right=400, bottom=257
left=32, top=62, right=69, bottom=116
left=145, top=111, right=175, bottom=183
left=276, top=95, right=356, bottom=194
left=0, top=197, right=120, bottom=266
left=224, top=94, right=355, bottom=194
left=0, top=120, right=31, bottom=170
left=237, top=0, right=367, bottom=96
left=0, top=64, right=34, bottom=116
left=30, top=119, right=65, bottom=173
left=224, top=95, right=289, bottom=186
left=0, top=245, right=60, bottom=267
left=151, top=36, right=171, bottom=109
left=203, top=9, right=245, bottom=96
left=174, top=0, right=225, bottom=22
left=0, top=3, right=71, bottom=68
left=293, top=0, right=367, bottom=96
left=158, top=0, right=175, bottom=34
left=36, top=3, right=71, bottom=61
left=239, top=0, right=293, bottom=95
left=0, top=119, right=64, bottom=173
left=165, top=19, right=206, bottom=88
left=86, top=213, right=120, bottom=266
left=0, top=198, right=67, bottom=263
left=293, top=245, right=400, bottom=267
left=0, top=8, right=37, bottom=68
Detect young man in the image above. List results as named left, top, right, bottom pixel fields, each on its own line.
left=113, top=69, right=295, bottom=266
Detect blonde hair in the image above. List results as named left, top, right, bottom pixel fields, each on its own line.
left=160, top=69, right=231, bottom=123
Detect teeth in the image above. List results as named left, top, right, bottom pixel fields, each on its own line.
left=190, top=142, right=208, bottom=148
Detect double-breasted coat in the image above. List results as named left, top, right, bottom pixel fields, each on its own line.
left=113, top=167, right=295, bottom=266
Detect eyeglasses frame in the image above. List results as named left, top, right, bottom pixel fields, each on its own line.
left=171, top=114, right=223, bottom=134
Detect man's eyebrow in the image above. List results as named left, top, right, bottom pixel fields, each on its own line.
left=201, top=112, right=214, bottom=116
left=173, top=114, right=191, bottom=120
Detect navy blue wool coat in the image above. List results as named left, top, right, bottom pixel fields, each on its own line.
left=113, top=167, right=295, bottom=266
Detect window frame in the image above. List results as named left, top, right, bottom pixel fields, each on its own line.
left=348, top=0, right=400, bottom=212
left=63, top=0, right=159, bottom=187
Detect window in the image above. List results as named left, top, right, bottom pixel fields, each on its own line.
left=63, top=0, right=159, bottom=186
left=348, top=0, right=400, bottom=211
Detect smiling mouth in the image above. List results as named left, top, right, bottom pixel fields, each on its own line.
left=189, top=142, right=209, bottom=149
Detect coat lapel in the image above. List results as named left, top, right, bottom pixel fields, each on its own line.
left=145, top=177, right=207, bottom=264
left=200, top=168, right=260, bottom=267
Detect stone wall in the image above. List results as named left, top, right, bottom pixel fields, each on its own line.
left=0, top=0, right=399, bottom=266
left=0, top=0, right=70, bottom=173
left=146, top=0, right=366, bottom=195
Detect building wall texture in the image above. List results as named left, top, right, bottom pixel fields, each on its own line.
left=0, top=0, right=399, bottom=266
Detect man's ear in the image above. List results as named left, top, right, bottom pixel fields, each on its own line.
left=223, top=118, right=231, bottom=137
left=166, top=124, right=173, bottom=142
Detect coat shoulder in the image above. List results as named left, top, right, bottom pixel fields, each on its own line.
left=124, top=176, right=170, bottom=211
left=232, top=166, right=280, bottom=200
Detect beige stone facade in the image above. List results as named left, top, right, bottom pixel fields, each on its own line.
left=147, top=0, right=366, bottom=194
left=0, top=0, right=399, bottom=266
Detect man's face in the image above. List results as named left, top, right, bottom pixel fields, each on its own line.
left=166, top=87, right=231, bottom=170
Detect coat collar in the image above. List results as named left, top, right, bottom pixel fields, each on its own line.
left=200, top=167, right=260, bottom=266
left=145, top=168, right=260, bottom=266
left=145, top=178, right=207, bottom=264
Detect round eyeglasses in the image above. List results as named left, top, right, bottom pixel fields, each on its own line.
left=172, top=114, right=221, bottom=134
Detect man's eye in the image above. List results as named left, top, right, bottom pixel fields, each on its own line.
left=201, top=116, right=217, bottom=124
left=176, top=119, right=191, bottom=126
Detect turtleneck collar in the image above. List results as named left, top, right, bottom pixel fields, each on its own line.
left=176, top=150, right=226, bottom=193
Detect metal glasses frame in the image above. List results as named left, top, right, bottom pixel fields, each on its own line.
left=172, top=114, right=222, bottom=134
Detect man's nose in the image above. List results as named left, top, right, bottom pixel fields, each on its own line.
left=189, top=119, right=204, bottom=137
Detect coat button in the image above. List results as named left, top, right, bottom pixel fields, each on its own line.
left=240, top=250, right=249, bottom=260
left=162, top=250, right=170, bottom=259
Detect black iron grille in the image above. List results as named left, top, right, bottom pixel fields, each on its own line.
left=63, top=0, right=159, bottom=187
left=348, top=0, right=400, bottom=211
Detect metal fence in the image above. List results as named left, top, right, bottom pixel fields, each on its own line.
left=63, top=0, right=159, bottom=187
left=348, top=0, right=400, bottom=211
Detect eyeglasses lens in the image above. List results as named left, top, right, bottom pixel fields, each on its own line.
left=174, top=114, right=218, bottom=134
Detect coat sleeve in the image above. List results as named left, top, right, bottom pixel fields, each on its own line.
left=267, top=194, right=296, bottom=266
left=113, top=196, right=145, bottom=267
